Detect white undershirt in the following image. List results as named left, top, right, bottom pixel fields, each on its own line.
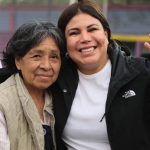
left=62, top=60, right=111, bottom=150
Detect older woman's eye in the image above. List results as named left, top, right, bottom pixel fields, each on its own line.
left=50, top=54, right=60, bottom=60
left=30, top=54, right=41, bottom=61
left=32, top=55, right=41, bottom=58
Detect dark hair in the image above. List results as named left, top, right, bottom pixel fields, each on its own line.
left=58, top=0, right=111, bottom=42
left=58, top=0, right=131, bottom=56
left=2, top=21, right=64, bottom=74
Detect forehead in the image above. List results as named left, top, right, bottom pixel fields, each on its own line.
left=28, top=37, right=60, bottom=54
left=66, top=12, right=101, bottom=30
left=37, top=37, right=57, bottom=46
left=37, top=37, right=59, bottom=49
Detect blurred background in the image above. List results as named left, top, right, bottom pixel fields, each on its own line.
left=0, top=0, right=150, bottom=67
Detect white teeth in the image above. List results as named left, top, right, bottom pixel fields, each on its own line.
left=81, top=47, right=94, bottom=52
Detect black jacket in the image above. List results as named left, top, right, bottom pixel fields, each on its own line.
left=51, top=42, right=150, bottom=150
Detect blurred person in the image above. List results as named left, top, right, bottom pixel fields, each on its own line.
left=144, top=34, right=150, bottom=51
left=51, top=0, right=150, bottom=150
left=141, top=53, right=150, bottom=60
left=141, top=34, right=150, bottom=60
left=0, top=21, right=64, bottom=150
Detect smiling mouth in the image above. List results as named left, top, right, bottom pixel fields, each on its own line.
left=37, top=74, right=52, bottom=78
left=79, top=46, right=97, bottom=52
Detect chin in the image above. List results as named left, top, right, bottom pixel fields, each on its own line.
left=37, top=84, right=51, bottom=90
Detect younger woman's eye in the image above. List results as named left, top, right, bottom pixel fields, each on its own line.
left=69, top=31, right=79, bottom=36
left=88, top=28, right=98, bottom=32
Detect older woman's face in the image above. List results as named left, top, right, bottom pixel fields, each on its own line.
left=15, top=37, right=61, bottom=91
left=65, top=12, right=109, bottom=75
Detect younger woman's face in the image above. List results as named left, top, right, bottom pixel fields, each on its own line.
left=65, top=12, right=109, bottom=75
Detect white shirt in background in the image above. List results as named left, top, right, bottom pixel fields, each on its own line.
left=0, top=60, right=2, bottom=68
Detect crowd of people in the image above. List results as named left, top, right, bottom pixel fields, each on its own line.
left=0, top=0, right=150, bottom=150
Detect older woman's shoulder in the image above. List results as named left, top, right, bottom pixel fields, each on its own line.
left=0, top=73, right=16, bottom=92
left=0, top=68, right=12, bottom=83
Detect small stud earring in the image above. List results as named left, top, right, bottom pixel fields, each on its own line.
left=65, top=52, right=69, bottom=59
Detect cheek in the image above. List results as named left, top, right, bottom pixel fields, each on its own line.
left=57, top=65, right=61, bottom=73
left=99, top=36, right=109, bottom=46
left=66, top=37, right=76, bottom=50
left=66, top=42, right=72, bottom=51
left=102, top=37, right=108, bottom=46
left=67, top=43, right=77, bottom=57
left=104, top=32, right=109, bottom=44
left=53, top=63, right=61, bottom=73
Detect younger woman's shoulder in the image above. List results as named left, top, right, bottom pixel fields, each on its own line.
left=128, top=55, right=150, bottom=73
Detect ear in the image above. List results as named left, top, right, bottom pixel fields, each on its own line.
left=15, top=57, right=21, bottom=70
left=104, top=30, right=108, bottom=38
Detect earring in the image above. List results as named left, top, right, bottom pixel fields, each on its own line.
left=65, top=52, right=69, bottom=59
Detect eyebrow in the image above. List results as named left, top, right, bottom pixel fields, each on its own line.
left=30, top=47, right=60, bottom=53
left=67, top=28, right=78, bottom=33
left=68, top=24, right=99, bottom=31
left=28, top=49, right=43, bottom=54
left=88, top=24, right=99, bottom=27
left=50, top=50, right=60, bottom=54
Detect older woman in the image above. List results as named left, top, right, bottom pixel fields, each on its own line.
left=0, top=21, right=64, bottom=150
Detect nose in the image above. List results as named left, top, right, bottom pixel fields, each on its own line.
left=40, top=57, right=52, bottom=70
left=80, top=30, right=91, bottom=43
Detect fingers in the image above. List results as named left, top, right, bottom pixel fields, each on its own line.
left=144, top=34, right=150, bottom=51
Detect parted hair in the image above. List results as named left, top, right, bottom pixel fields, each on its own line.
left=57, top=0, right=111, bottom=42
left=2, top=21, right=64, bottom=74
left=57, top=0, right=131, bottom=56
